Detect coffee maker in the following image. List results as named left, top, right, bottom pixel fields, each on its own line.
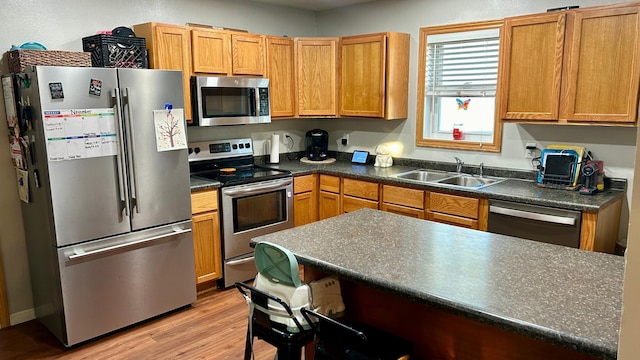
left=305, top=129, right=329, bottom=161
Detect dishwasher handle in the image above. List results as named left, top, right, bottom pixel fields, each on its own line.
left=489, top=205, right=576, bottom=226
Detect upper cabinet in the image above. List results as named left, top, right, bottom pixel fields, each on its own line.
left=133, top=22, right=193, bottom=123
left=498, top=3, right=640, bottom=125
left=192, top=28, right=264, bottom=76
left=339, top=32, right=410, bottom=119
left=265, top=36, right=296, bottom=118
left=295, top=38, right=339, bottom=117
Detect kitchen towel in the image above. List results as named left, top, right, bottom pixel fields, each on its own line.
left=270, top=133, right=279, bottom=163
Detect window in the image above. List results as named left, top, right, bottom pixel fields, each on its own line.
left=416, top=20, right=503, bottom=152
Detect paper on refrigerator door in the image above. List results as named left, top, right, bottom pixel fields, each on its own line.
left=42, top=108, right=118, bottom=161
left=153, top=108, right=187, bottom=152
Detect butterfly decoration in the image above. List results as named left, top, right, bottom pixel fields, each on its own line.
left=456, top=98, right=471, bottom=110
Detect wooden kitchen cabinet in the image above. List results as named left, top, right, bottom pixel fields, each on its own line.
left=339, top=32, right=410, bottom=119
left=190, top=189, right=223, bottom=286
left=427, top=192, right=488, bottom=230
left=293, top=174, right=318, bottom=226
left=133, top=22, right=193, bottom=123
left=265, top=36, right=296, bottom=118
left=498, top=3, right=640, bottom=125
left=192, top=28, right=264, bottom=76
left=295, top=38, right=338, bottom=117
left=381, top=185, right=425, bottom=219
left=342, top=178, right=379, bottom=213
left=319, top=174, right=341, bottom=219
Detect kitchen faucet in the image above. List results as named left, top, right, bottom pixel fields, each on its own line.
left=479, top=162, right=484, bottom=178
left=454, top=157, right=464, bottom=173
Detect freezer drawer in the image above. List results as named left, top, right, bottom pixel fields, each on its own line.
left=57, top=221, right=196, bottom=346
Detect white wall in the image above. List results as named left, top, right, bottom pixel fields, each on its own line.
left=0, top=0, right=636, bottom=330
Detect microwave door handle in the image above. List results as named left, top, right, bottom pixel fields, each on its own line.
left=253, top=88, right=259, bottom=116
left=112, top=88, right=130, bottom=218
left=123, top=87, right=140, bottom=214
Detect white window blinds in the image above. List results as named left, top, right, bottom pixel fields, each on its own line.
left=426, top=29, right=500, bottom=97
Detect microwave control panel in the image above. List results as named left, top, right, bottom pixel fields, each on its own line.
left=258, top=88, right=270, bottom=116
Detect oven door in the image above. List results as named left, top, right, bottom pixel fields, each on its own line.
left=221, top=177, right=294, bottom=260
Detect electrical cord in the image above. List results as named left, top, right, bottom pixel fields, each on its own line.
left=284, top=135, right=298, bottom=160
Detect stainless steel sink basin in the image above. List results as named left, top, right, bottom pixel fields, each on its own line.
left=393, top=169, right=505, bottom=189
left=393, top=169, right=453, bottom=182
left=435, top=175, right=504, bottom=188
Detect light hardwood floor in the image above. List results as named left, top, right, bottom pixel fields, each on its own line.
left=0, top=286, right=279, bottom=359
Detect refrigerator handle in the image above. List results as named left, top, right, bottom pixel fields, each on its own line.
left=123, top=87, right=140, bottom=214
left=113, top=88, right=130, bottom=218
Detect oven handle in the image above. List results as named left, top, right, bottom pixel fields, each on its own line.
left=489, top=205, right=576, bottom=226
left=222, top=178, right=293, bottom=197
left=226, top=256, right=255, bottom=266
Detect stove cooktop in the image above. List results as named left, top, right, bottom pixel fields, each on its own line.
left=188, top=138, right=291, bottom=187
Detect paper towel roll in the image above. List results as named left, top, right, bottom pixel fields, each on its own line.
left=270, top=133, right=279, bottom=163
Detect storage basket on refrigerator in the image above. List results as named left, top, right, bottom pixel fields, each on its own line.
left=82, top=34, right=148, bottom=69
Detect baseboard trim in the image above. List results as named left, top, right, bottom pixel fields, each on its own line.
left=10, top=308, right=36, bottom=326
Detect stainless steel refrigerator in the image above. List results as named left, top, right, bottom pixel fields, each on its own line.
left=15, top=66, right=195, bottom=347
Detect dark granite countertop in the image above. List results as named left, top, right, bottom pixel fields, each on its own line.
left=261, top=159, right=625, bottom=212
left=189, top=175, right=221, bottom=191
left=251, top=208, right=624, bottom=359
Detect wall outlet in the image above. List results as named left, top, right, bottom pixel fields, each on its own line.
left=525, top=142, right=537, bottom=158
left=341, top=133, right=349, bottom=146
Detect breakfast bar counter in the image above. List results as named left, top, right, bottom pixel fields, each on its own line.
left=251, top=208, right=624, bottom=359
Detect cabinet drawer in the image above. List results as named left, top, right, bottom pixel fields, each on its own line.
left=343, top=196, right=378, bottom=213
left=294, top=174, right=316, bottom=194
left=382, top=203, right=425, bottom=219
left=428, top=211, right=479, bottom=229
left=343, top=178, right=379, bottom=201
left=429, top=192, right=479, bottom=219
left=383, top=185, right=424, bottom=209
left=191, top=189, right=218, bottom=214
left=320, top=175, right=341, bottom=193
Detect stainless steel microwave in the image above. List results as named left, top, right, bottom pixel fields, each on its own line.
left=191, top=76, right=270, bottom=126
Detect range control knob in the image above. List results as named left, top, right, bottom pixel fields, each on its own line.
left=188, top=148, right=193, bottom=155
left=194, top=147, right=201, bottom=154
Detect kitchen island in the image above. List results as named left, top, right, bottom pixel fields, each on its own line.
left=251, top=208, right=624, bottom=359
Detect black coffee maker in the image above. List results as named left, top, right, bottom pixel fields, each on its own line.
left=305, top=129, right=329, bottom=161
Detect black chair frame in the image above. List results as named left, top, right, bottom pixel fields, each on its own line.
left=235, top=282, right=315, bottom=360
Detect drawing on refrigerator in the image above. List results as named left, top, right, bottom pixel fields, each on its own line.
left=12, top=66, right=196, bottom=347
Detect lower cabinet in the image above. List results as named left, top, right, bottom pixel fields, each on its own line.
left=342, top=178, right=379, bottom=213
left=319, top=174, right=341, bottom=219
left=191, top=189, right=223, bottom=285
left=293, top=174, right=318, bottom=226
left=427, top=191, right=489, bottom=230
left=381, top=185, right=425, bottom=219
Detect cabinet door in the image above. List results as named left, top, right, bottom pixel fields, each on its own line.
left=319, top=191, right=340, bottom=220
left=192, top=212, right=222, bottom=284
left=560, top=6, right=640, bottom=123
left=134, top=23, right=193, bottom=123
left=296, top=38, right=338, bottom=116
left=266, top=36, right=296, bottom=117
left=294, top=192, right=317, bottom=226
left=340, top=34, right=386, bottom=118
left=294, top=175, right=317, bottom=226
left=191, top=29, right=231, bottom=74
left=498, top=13, right=565, bottom=121
left=232, top=34, right=264, bottom=75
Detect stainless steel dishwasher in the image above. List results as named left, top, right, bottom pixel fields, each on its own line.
left=488, top=200, right=582, bottom=248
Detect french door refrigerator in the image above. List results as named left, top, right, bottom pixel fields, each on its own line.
left=16, top=66, right=195, bottom=347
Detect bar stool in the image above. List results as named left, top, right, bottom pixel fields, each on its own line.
left=301, top=307, right=412, bottom=360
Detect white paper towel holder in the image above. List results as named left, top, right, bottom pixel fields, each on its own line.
left=268, top=133, right=280, bottom=164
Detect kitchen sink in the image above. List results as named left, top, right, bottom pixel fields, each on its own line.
left=393, top=169, right=453, bottom=182
left=436, top=175, right=504, bottom=188
left=393, top=169, right=505, bottom=189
